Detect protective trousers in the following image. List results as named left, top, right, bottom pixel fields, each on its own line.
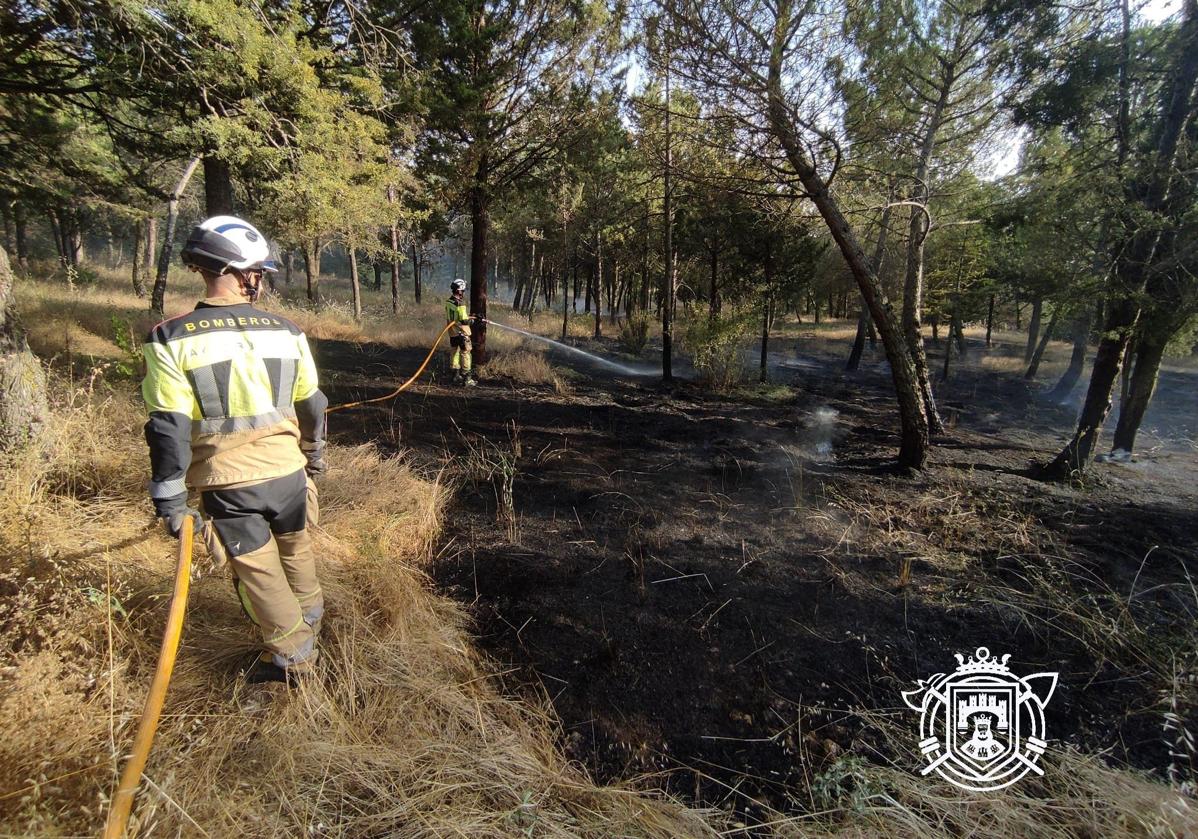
left=200, top=469, right=323, bottom=671
left=450, top=324, right=472, bottom=372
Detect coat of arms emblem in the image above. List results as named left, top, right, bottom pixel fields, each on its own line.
left=902, top=647, right=1058, bottom=791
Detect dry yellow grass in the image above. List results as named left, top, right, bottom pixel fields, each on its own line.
left=482, top=349, right=573, bottom=394
left=0, top=376, right=718, bottom=838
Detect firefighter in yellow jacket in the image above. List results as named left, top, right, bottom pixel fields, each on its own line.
left=445, top=278, right=478, bottom=387
left=142, top=215, right=327, bottom=685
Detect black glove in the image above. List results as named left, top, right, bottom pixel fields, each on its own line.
left=471, top=315, right=485, bottom=328
left=303, top=442, right=327, bottom=477
left=154, top=492, right=201, bottom=539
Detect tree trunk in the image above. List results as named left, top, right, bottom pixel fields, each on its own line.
left=151, top=156, right=202, bottom=319
left=373, top=260, right=383, bottom=293
left=1120, top=340, right=1135, bottom=407
left=48, top=209, right=66, bottom=265
left=388, top=188, right=401, bottom=314
left=0, top=246, right=49, bottom=453
left=284, top=250, right=294, bottom=286
left=410, top=242, right=422, bottom=304
left=594, top=230, right=603, bottom=339
left=1, top=202, right=12, bottom=255
left=902, top=62, right=951, bottom=436
left=562, top=250, right=570, bottom=341
left=144, top=216, right=157, bottom=286
left=760, top=244, right=774, bottom=384
left=662, top=36, right=674, bottom=383
left=708, top=243, right=720, bottom=323
left=67, top=212, right=84, bottom=266
left=303, top=240, right=321, bottom=306
left=847, top=201, right=893, bottom=371
left=1049, top=309, right=1092, bottom=401
left=469, top=177, right=490, bottom=365
left=1110, top=331, right=1166, bottom=454
left=1025, top=297, right=1043, bottom=364
left=348, top=244, right=362, bottom=321
left=941, top=319, right=955, bottom=382
left=985, top=294, right=995, bottom=347
left=903, top=205, right=943, bottom=435
left=13, top=203, right=28, bottom=271
left=766, top=1, right=927, bottom=468
left=609, top=258, right=618, bottom=325
left=131, top=219, right=146, bottom=297
left=1025, top=307, right=1058, bottom=379
left=760, top=297, right=771, bottom=384
left=203, top=156, right=235, bottom=216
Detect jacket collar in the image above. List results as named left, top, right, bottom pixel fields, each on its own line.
left=197, top=295, right=251, bottom=308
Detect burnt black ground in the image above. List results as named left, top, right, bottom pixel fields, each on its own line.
left=314, top=332, right=1198, bottom=823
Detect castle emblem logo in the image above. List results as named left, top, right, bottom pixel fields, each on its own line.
left=902, top=647, right=1058, bottom=791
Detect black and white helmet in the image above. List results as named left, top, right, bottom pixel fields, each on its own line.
left=181, top=215, right=278, bottom=276
left=450, top=278, right=467, bottom=294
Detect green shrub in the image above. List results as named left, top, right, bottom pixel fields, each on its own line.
left=682, top=310, right=752, bottom=392
left=617, top=315, right=650, bottom=356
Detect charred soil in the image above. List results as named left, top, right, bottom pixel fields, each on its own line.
left=316, top=335, right=1198, bottom=826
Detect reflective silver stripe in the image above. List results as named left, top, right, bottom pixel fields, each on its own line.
left=272, top=633, right=316, bottom=668
left=189, top=364, right=224, bottom=418
left=275, top=358, right=297, bottom=408
left=193, top=408, right=296, bottom=435
left=148, top=477, right=187, bottom=499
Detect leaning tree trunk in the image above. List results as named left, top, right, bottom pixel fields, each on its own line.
left=1048, top=308, right=1092, bottom=401
left=151, top=156, right=202, bottom=319
left=1110, top=329, right=1168, bottom=454
left=0, top=246, right=49, bottom=454
left=1024, top=297, right=1043, bottom=364
left=765, top=5, right=928, bottom=468
left=1025, top=307, right=1059, bottom=379
left=847, top=201, right=893, bottom=371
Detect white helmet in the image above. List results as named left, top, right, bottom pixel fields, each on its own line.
left=181, top=215, right=278, bottom=275
left=450, top=278, right=467, bottom=294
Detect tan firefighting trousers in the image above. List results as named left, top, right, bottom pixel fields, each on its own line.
left=201, top=470, right=323, bottom=671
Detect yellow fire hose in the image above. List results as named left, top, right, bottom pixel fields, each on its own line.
left=103, top=323, right=455, bottom=835
left=325, top=321, right=454, bottom=415
left=103, top=515, right=194, bottom=839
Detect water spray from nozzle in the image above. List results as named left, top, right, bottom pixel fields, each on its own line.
left=481, top=319, right=653, bottom=377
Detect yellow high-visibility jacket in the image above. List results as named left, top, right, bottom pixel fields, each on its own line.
left=445, top=296, right=471, bottom=337
left=141, top=296, right=327, bottom=504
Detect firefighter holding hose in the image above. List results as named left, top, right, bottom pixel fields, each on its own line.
left=446, top=278, right=479, bottom=387
left=141, top=215, right=327, bottom=685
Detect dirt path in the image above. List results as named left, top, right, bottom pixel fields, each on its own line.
left=316, top=336, right=1198, bottom=822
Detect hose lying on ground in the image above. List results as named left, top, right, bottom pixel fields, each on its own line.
left=326, top=321, right=454, bottom=415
